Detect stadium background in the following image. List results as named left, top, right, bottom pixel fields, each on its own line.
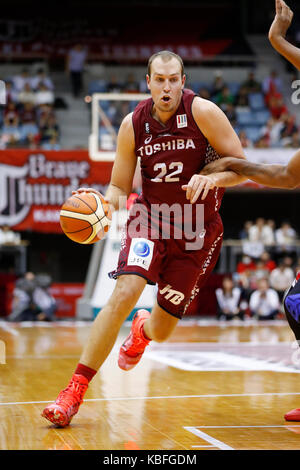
left=1, top=0, right=300, bottom=320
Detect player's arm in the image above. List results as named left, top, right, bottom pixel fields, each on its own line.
left=268, top=0, right=300, bottom=70
left=201, top=151, right=300, bottom=189
left=105, top=113, right=137, bottom=211
left=73, top=113, right=137, bottom=211
left=182, top=98, right=248, bottom=203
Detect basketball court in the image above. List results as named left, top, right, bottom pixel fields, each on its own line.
left=1, top=318, right=300, bottom=450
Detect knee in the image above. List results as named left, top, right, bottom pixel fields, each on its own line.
left=108, top=276, right=146, bottom=312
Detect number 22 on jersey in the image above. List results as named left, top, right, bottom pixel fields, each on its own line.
left=151, top=162, right=183, bottom=183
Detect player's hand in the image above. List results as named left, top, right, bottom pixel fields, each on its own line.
left=72, top=187, right=108, bottom=201
left=200, top=157, right=235, bottom=175
left=182, top=174, right=215, bottom=203
left=269, top=0, right=294, bottom=42
left=72, top=188, right=114, bottom=213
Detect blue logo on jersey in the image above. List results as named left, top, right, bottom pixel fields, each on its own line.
left=285, top=293, right=300, bottom=322
left=133, top=241, right=150, bottom=257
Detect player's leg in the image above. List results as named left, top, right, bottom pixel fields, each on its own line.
left=79, top=274, right=147, bottom=370
left=118, top=301, right=179, bottom=371
left=42, top=274, right=146, bottom=427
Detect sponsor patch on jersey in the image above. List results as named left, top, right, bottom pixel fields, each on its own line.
left=128, top=238, right=154, bottom=271
left=145, top=122, right=150, bottom=134
left=159, top=284, right=185, bottom=305
left=176, top=114, right=187, bottom=128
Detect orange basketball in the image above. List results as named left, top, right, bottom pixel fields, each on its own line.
left=60, top=192, right=112, bottom=244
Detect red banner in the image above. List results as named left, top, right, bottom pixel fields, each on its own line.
left=0, top=150, right=113, bottom=233
left=49, top=283, right=85, bottom=317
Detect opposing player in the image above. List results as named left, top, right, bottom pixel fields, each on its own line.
left=42, top=50, right=247, bottom=427
left=201, top=0, right=300, bottom=422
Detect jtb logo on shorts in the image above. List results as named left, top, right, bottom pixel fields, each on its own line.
left=159, top=284, right=185, bottom=305
left=128, top=238, right=154, bottom=271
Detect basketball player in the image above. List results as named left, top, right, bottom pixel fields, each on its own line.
left=201, top=0, right=300, bottom=422
left=42, top=50, right=247, bottom=427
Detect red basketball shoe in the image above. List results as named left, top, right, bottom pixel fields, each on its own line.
left=41, top=374, right=88, bottom=427
left=284, top=408, right=300, bottom=421
left=118, top=309, right=151, bottom=371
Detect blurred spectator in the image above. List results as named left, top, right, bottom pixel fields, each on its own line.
left=9, top=272, right=37, bottom=321
left=239, top=221, right=253, bottom=240
left=275, top=222, right=297, bottom=253
left=8, top=272, right=56, bottom=322
left=18, top=83, right=36, bottom=105
left=280, top=113, right=298, bottom=142
left=107, top=74, right=123, bottom=93
left=35, top=83, right=55, bottom=106
left=260, top=251, right=277, bottom=272
left=236, top=255, right=256, bottom=274
left=211, top=71, right=226, bottom=98
left=0, top=116, right=21, bottom=147
left=224, top=102, right=237, bottom=126
left=20, top=121, right=40, bottom=148
left=4, top=102, right=19, bottom=123
left=254, top=135, right=270, bottom=148
left=5, top=81, right=18, bottom=104
left=39, top=115, right=60, bottom=146
left=263, top=70, right=283, bottom=97
left=31, top=68, right=54, bottom=91
left=252, top=260, right=270, bottom=285
left=37, top=103, right=55, bottom=126
left=235, top=86, right=250, bottom=110
left=41, top=135, right=61, bottom=150
left=19, top=102, right=37, bottom=123
left=66, top=43, right=87, bottom=98
left=248, top=217, right=275, bottom=245
left=215, top=86, right=234, bottom=112
left=268, top=94, right=288, bottom=120
left=0, top=225, right=21, bottom=245
left=259, top=117, right=284, bottom=147
left=241, top=71, right=261, bottom=94
left=124, top=73, right=139, bottom=93
left=33, top=273, right=57, bottom=321
left=215, top=276, right=246, bottom=321
left=269, top=260, right=295, bottom=300
left=249, top=278, right=280, bottom=320
left=284, top=131, right=300, bottom=148
left=12, top=68, right=32, bottom=93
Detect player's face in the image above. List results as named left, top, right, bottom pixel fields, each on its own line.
left=146, top=57, right=185, bottom=115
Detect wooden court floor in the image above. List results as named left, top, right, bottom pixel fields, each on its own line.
left=1, top=318, right=300, bottom=450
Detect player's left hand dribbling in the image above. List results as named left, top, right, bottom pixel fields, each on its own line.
left=182, top=174, right=215, bottom=203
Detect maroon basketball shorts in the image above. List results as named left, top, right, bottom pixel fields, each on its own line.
left=109, top=215, right=223, bottom=319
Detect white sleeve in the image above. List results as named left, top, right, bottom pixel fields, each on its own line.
left=268, top=289, right=280, bottom=310
left=249, top=291, right=259, bottom=310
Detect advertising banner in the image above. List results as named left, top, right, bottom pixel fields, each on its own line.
left=0, top=150, right=113, bottom=233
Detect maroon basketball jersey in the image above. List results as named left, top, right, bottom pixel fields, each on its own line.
left=132, top=89, right=225, bottom=227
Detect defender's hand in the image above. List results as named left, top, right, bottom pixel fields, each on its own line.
left=182, top=174, right=215, bottom=203
left=269, top=0, right=294, bottom=41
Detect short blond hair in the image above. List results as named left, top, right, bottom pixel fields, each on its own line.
left=147, top=50, right=184, bottom=77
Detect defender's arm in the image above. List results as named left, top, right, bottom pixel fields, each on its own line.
left=182, top=98, right=248, bottom=203
left=269, top=0, right=300, bottom=70
left=201, top=150, right=300, bottom=189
